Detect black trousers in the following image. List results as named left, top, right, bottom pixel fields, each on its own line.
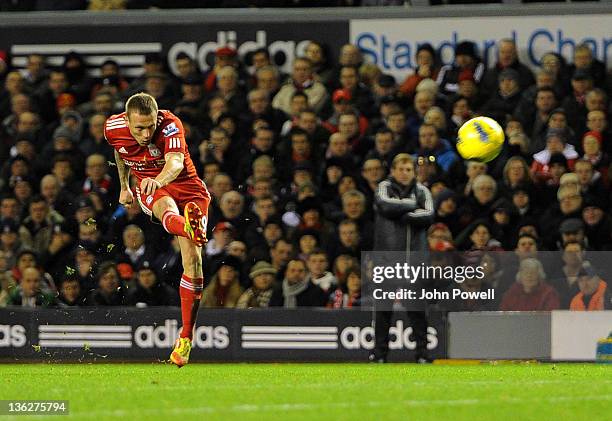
left=372, top=310, right=428, bottom=360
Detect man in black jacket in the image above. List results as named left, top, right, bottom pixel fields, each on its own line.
left=370, top=153, right=434, bottom=363
left=270, top=259, right=327, bottom=308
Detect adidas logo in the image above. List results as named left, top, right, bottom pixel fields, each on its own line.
left=119, top=147, right=128, bottom=154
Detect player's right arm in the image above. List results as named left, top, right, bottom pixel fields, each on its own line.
left=114, top=149, right=134, bottom=208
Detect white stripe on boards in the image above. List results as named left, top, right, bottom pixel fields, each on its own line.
left=38, top=340, right=132, bottom=348
left=241, top=326, right=338, bottom=334
left=11, top=43, right=161, bottom=54
left=39, top=325, right=131, bottom=332
left=241, top=342, right=338, bottom=349
left=241, top=334, right=337, bottom=341
left=39, top=332, right=131, bottom=340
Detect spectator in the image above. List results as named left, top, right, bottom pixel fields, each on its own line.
left=57, top=274, right=84, bottom=307
left=205, top=221, right=235, bottom=258
left=201, top=255, right=243, bottom=308
left=562, top=69, right=593, bottom=133
left=437, top=41, right=485, bottom=96
left=481, top=39, right=534, bottom=95
left=567, top=43, right=607, bottom=90
left=327, top=265, right=361, bottom=308
left=406, top=90, right=434, bottom=142
left=540, top=186, right=584, bottom=250
left=304, top=41, right=333, bottom=86
left=531, top=130, right=578, bottom=183
left=270, top=258, right=327, bottom=308
left=549, top=241, right=584, bottom=308
left=82, top=153, right=115, bottom=211
left=456, top=219, right=502, bottom=251
left=415, top=123, right=458, bottom=174
left=86, top=261, right=125, bottom=306
left=40, top=174, right=74, bottom=215
left=500, top=258, right=560, bottom=311
left=457, top=174, right=497, bottom=230
left=498, top=156, right=531, bottom=196
left=480, top=68, right=523, bottom=123
left=324, top=89, right=368, bottom=136
left=0, top=268, right=13, bottom=307
left=33, top=69, right=68, bottom=124
left=574, top=160, right=608, bottom=208
left=448, top=96, right=473, bottom=138
left=273, top=57, right=328, bottom=115
left=582, top=196, right=611, bottom=251
left=213, top=66, right=247, bottom=115
left=517, top=87, right=558, bottom=151
left=7, top=267, right=56, bottom=308
left=255, top=65, right=281, bottom=97
left=570, top=261, right=609, bottom=311
left=62, top=51, right=93, bottom=103
left=306, top=249, right=337, bottom=293
left=399, top=43, right=439, bottom=99
left=23, top=196, right=64, bottom=254
left=126, top=260, right=179, bottom=307
left=203, top=47, right=243, bottom=93
left=66, top=242, right=96, bottom=291
left=424, top=106, right=449, bottom=140
left=581, top=131, right=609, bottom=181
left=337, top=65, right=375, bottom=118
left=117, top=224, right=155, bottom=271
left=8, top=249, right=55, bottom=291
left=240, top=89, right=286, bottom=136
left=539, top=52, right=571, bottom=99
left=236, top=261, right=276, bottom=309
left=22, top=54, right=48, bottom=92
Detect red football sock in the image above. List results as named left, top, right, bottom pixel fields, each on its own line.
left=162, top=210, right=187, bottom=238
left=179, top=274, right=203, bottom=340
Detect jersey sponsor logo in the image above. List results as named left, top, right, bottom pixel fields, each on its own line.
left=118, top=147, right=128, bottom=154
left=123, top=158, right=165, bottom=170
left=145, top=195, right=154, bottom=205
left=148, top=144, right=162, bottom=157
left=162, top=122, right=179, bottom=137
left=168, top=137, right=181, bottom=149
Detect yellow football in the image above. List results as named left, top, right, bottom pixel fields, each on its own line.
left=457, top=116, right=505, bottom=163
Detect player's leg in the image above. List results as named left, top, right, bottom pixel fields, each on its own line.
left=370, top=310, right=393, bottom=363
left=170, top=236, right=204, bottom=367
left=152, top=196, right=206, bottom=246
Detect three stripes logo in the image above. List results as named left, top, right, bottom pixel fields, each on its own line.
left=167, top=137, right=181, bottom=149
left=11, top=43, right=162, bottom=78
left=38, top=325, right=132, bottom=348
left=241, top=326, right=338, bottom=349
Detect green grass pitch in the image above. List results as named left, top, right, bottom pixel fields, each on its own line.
left=1, top=363, right=610, bottom=420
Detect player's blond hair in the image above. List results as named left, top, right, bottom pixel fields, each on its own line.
left=125, top=92, right=158, bottom=117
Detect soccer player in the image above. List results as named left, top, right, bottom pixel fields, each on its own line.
left=105, top=93, right=210, bottom=367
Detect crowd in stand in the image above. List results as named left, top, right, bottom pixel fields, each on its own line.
left=0, top=1, right=417, bottom=11
left=0, top=37, right=611, bottom=311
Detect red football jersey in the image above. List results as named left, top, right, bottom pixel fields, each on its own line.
left=104, top=110, right=198, bottom=183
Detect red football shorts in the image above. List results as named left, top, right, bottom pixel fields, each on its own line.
left=135, top=177, right=211, bottom=221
